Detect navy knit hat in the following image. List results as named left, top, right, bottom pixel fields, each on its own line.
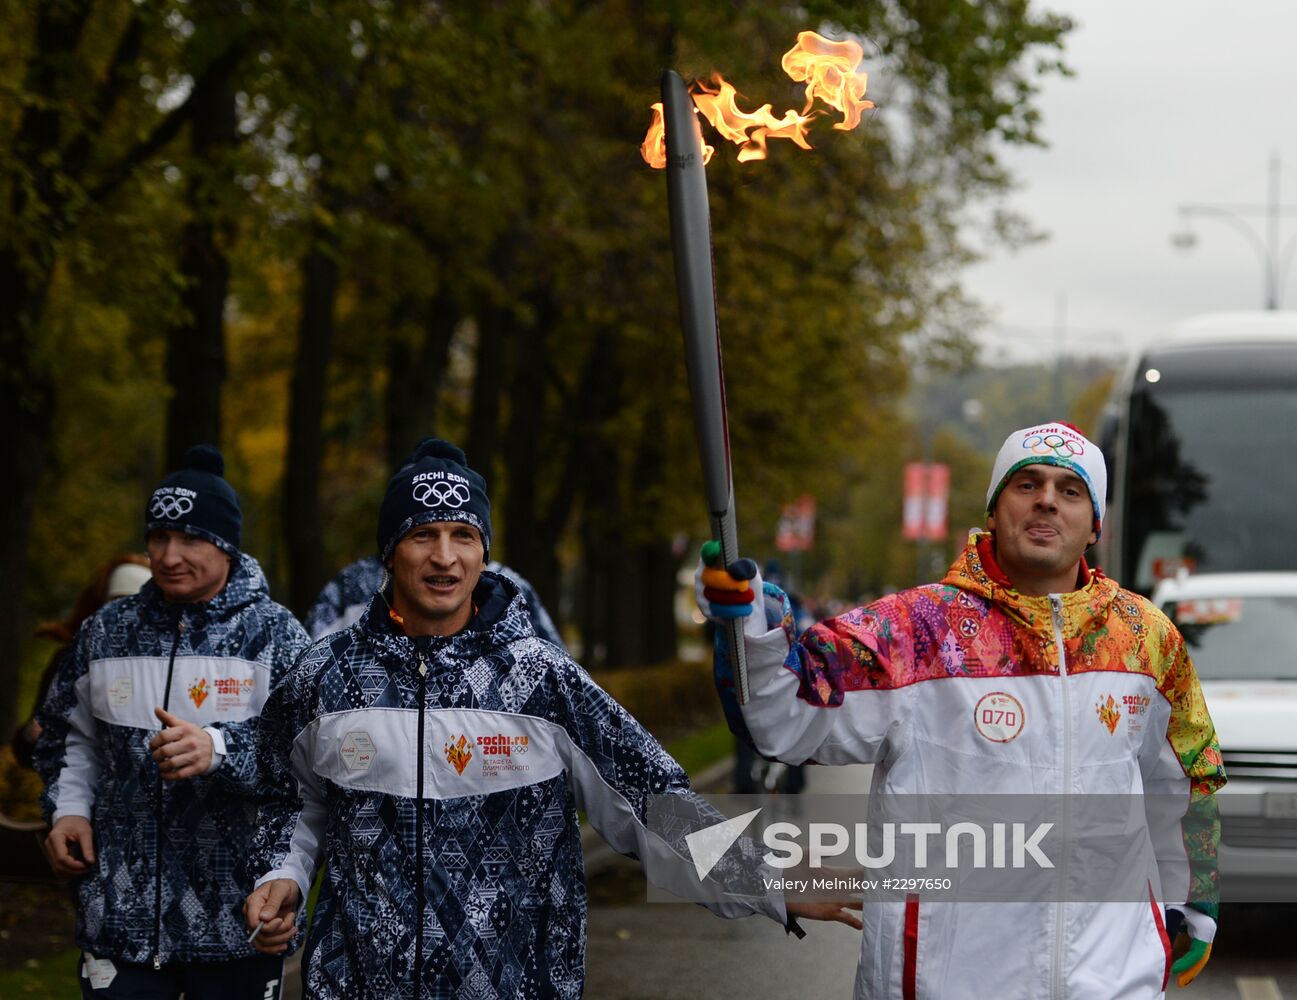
left=377, top=439, right=491, bottom=562
left=145, top=445, right=241, bottom=554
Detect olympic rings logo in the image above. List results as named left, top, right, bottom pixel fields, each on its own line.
left=412, top=481, right=471, bottom=508
left=1023, top=433, right=1084, bottom=458
left=149, top=494, right=194, bottom=519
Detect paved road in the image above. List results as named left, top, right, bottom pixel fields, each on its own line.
left=584, top=764, right=1297, bottom=999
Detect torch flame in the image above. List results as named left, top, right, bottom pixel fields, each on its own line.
left=641, top=102, right=714, bottom=168
left=782, top=31, right=874, bottom=130
left=642, top=30, right=874, bottom=168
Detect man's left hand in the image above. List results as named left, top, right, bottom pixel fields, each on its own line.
left=149, top=707, right=214, bottom=780
left=787, top=899, right=863, bottom=930
left=1168, top=905, right=1216, bottom=987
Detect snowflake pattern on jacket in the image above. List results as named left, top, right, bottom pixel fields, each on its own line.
left=252, top=571, right=780, bottom=999
left=34, top=554, right=309, bottom=964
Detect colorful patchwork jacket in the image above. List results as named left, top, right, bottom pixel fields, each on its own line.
left=721, top=531, right=1225, bottom=1000
left=304, top=554, right=565, bottom=649
left=251, top=571, right=783, bottom=1000
left=34, top=554, right=309, bottom=966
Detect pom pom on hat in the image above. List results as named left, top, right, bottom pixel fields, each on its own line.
left=182, top=444, right=225, bottom=477
left=408, top=438, right=467, bottom=466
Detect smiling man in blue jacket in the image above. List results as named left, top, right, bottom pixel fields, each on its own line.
left=244, top=439, right=850, bottom=999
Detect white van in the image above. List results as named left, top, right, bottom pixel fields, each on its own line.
left=1152, top=571, right=1297, bottom=901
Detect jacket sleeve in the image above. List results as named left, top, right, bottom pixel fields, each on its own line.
left=1141, top=631, right=1225, bottom=919
left=33, top=623, right=102, bottom=824
left=206, top=613, right=312, bottom=793
left=549, top=654, right=786, bottom=926
left=247, top=644, right=329, bottom=903
left=717, top=583, right=910, bottom=767
left=304, top=577, right=347, bottom=641
left=501, top=568, right=566, bottom=650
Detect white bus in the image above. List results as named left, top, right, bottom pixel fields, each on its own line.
left=1097, top=312, right=1297, bottom=593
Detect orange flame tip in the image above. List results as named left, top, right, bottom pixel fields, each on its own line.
left=641, top=29, right=873, bottom=168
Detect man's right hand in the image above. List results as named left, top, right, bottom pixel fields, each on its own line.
left=694, top=540, right=765, bottom=636
left=45, top=815, right=95, bottom=877
left=244, top=879, right=301, bottom=955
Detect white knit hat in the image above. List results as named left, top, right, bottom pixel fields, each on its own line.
left=106, top=562, right=152, bottom=599
left=986, top=422, right=1107, bottom=537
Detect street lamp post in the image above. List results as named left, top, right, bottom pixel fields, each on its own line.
left=1172, top=152, right=1297, bottom=310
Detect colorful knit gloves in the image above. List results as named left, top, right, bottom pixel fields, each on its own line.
left=694, top=541, right=764, bottom=637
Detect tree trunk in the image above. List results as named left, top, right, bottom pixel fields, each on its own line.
left=0, top=3, right=93, bottom=732
left=0, top=260, right=55, bottom=734
left=163, top=70, right=237, bottom=466
left=466, top=303, right=507, bottom=487
left=629, top=430, right=678, bottom=664
left=500, top=298, right=554, bottom=589
left=574, top=332, right=622, bottom=668
left=282, top=223, right=340, bottom=616
left=384, top=290, right=458, bottom=469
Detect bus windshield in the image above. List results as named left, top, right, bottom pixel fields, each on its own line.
left=1122, top=348, right=1297, bottom=590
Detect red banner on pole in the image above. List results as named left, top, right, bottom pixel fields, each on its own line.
left=775, top=494, right=817, bottom=552
left=902, top=463, right=926, bottom=540
left=902, top=462, right=950, bottom=542
left=924, top=463, right=950, bottom=541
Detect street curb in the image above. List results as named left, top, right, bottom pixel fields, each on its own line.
left=581, top=755, right=734, bottom=876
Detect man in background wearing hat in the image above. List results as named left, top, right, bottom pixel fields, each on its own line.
left=697, top=422, right=1226, bottom=999
left=35, top=445, right=309, bottom=999
left=243, top=439, right=851, bottom=998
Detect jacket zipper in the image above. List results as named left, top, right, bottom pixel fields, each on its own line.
left=1049, top=596, right=1070, bottom=1000
left=154, top=616, right=184, bottom=971
left=415, top=651, right=428, bottom=995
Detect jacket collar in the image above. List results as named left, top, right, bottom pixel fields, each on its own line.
left=942, top=530, right=1118, bottom=638
left=357, top=570, right=534, bottom=670
left=137, top=552, right=269, bottom=627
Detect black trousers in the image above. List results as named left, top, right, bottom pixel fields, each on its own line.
left=78, top=951, right=285, bottom=1000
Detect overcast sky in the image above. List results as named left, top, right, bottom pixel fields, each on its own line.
left=960, top=0, right=1297, bottom=366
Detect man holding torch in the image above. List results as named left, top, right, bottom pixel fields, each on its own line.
left=695, top=422, right=1225, bottom=998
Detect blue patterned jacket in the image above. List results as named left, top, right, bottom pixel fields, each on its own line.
left=251, top=571, right=782, bottom=999
left=34, top=554, right=309, bottom=965
left=304, top=554, right=566, bottom=649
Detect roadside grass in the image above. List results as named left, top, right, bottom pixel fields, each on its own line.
left=666, top=722, right=733, bottom=781
left=0, top=950, right=78, bottom=998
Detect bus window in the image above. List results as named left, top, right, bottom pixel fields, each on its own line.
left=1115, top=340, right=1297, bottom=592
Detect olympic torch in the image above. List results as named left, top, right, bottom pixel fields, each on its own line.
left=660, top=69, right=751, bottom=704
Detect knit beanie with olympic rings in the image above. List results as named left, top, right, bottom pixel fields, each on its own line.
left=377, top=439, right=492, bottom=563
left=145, top=444, right=242, bottom=554
left=986, top=422, right=1107, bottom=538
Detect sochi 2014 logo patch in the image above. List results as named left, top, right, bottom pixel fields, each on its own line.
left=1095, top=695, right=1121, bottom=734
left=444, top=734, right=473, bottom=775
left=974, top=692, right=1025, bottom=742
left=188, top=678, right=209, bottom=709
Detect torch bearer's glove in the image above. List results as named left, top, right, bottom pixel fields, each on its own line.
left=1166, top=904, right=1216, bottom=987
left=695, top=541, right=766, bottom=639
